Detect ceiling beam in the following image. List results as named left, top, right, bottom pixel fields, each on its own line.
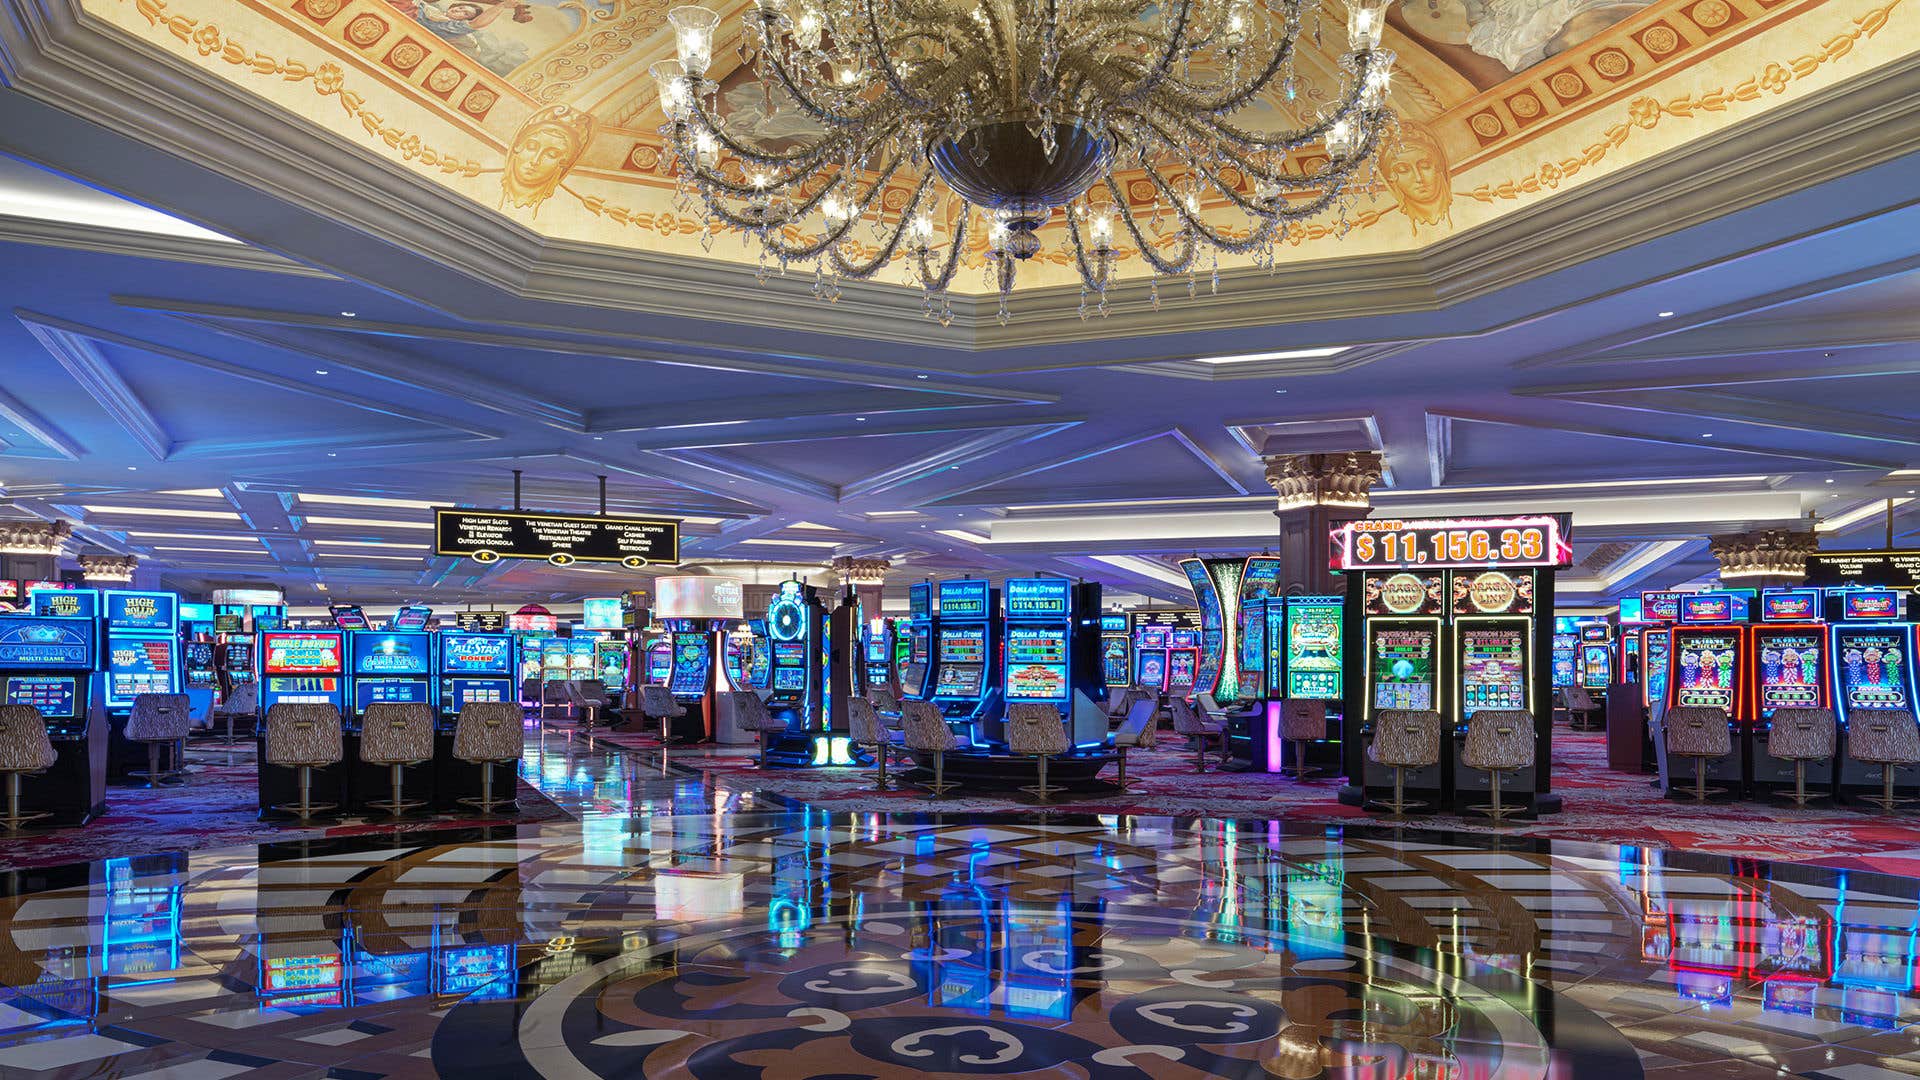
left=18, top=317, right=171, bottom=460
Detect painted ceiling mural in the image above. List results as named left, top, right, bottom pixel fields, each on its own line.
left=75, top=0, right=1920, bottom=289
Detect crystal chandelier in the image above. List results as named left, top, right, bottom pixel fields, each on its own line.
left=655, top=0, right=1395, bottom=324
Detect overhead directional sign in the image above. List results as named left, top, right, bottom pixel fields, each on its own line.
left=434, top=508, right=679, bottom=568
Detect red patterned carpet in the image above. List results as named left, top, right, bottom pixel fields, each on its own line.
left=0, top=742, right=567, bottom=873
left=603, top=727, right=1920, bottom=874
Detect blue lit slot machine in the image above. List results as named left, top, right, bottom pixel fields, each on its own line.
left=864, top=617, right=894, bottom=693
left=434, top=630, right=515, bottom=809
left=1827, top=587, right=1920, bottom=804
left=760, top=580, right=825, bottom=766
left=1746, top=587, right=1831, bottom=798
left=929, top=579, right=999, bottom=745
left=1550, top=619, right=1577, bottom=689
left=1133, top=627, right=1169, bottom=690
left=745, top=620, right=771, bottom=690
left=899, top=583, right=935, bottom=701
left=1665, top=591, right=1752, bottom=796
left=1165, top=629, right=1201, bottom=693
left=99, top=590, right=182, bottom=778
left=346, top=630, right=435, bottom=723
left=0, top=614, right=104, bottom=824
left=1098, top=613, right=1130, bottom=689
left=1001, top=578, right=1072, bottom=722
left=1000, top=899, right=1072, bottom=1020
left=255, top=630, right=348, bottom=815
left=102, top=855, right=182, bottom=983
left=1244, top=596, right=1345, bottom=775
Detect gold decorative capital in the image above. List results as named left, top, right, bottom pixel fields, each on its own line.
left=79, top=553, right=139, bottom=582
left=830, top=556, right=892, bottom=586
left=1709, top=528, right=1818, bottom=581
left=0, top=520, right=72, bottom=556
left=1263, top=452, right=1383, bottom=512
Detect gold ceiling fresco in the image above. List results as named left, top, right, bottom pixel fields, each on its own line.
left=87, top=0, right=1915, bottom=291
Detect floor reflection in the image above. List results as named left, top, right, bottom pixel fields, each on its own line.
left=0, top=761, right=1915, bottom=1075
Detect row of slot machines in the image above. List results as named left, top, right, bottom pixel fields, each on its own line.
left=1618, top=586, right=1919, bottom=800
left=898, top=578, right=1107, bottom=749
left=237, top=629, right=520, bottom=728
left=1551, top=618, right=1615, bottom=692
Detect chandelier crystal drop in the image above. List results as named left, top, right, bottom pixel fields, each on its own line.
left=657, top=0, right=1396, bottom=324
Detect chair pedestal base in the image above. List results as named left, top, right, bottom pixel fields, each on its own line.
left=1467, top=769, right=1525, bottom=821
left=921, top=750, right=958, bottom=799
left=1673, top=757, right=1728, bottom=802
left=1114, top=747, right=1143, bottom=793
left=1017, top=754, right=1059, bottom=803
left=1369, top=767, right=1430, bottom=819
left=127, top=740, right=186, bottom=789
left=1857, top=763, right=1916, bottom=814
left=865, top=744, right=891, bottom=791
left=456, top=761, right=518, bottom=815
left=365, top=762, right=429, bottom=817
left=1771, top=759, right=1831, bottom=808
left=268, top=765, right=338, bottom=821
left=0, top=773, right=51, bottom=833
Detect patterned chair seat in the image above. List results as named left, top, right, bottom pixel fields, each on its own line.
left=1665, top=707, right=1732, bottom=758
left=1768, top=708, right=1837, bottom=761
left=1369, top=710, right=1443, bottom=770
left=732, top=692, right=789, bottom=735
left=453, top=702, right=526, bottom=763
left=264, top=704, right=344, bottom=768
left=1169, top=698, right=1222, bottom=738
left=1847, top=710, right=1920, bottom=765
left=866, top=690, right=903, bottom=727
left=848, top=698, right=894, bottom=748
left=1462, top=710, right=1533, bottom=772
left=360, top=702, right=436, bottom=765
left=0, top=706, right=56, bottom=773
left=1113, top=700, right=1159, bottom=750
left=639, top=686, right=687, bottom=721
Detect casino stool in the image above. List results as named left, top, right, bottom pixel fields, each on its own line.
left=732, top=692, right=790, bottom=768
left=1280, top=700, right=1329, bottom=782
left=867, top=689, right=904, bottom=733
left=263, top=703, right=344, bottom=821
left=359, top=702, right=435, bottom=816
left=1665, top=706, right=1733, bottom=802
left=639, top=686, right=690, bottom=747
left=849, top=697, right=900, bottom=790
left=209, top=683, right=257, bottom=748
left=1462, top=709, right=1534, bottom=821
left=1846, top=709, right=1920, bottom=814
left=1110, top=686, right=1150, bottom=726
left=125, top=693, right=193, bottom=788
left=1008, top=703, right=1071, bottom=803
left=454, top=702, right=526, bottom=814
left=566, top=679, right=613, bottom=734
left=0, top=705, right=57, bottom=833
left=1766, top=707, right=1837, bottom=807
left=1368, top=709, right=1444, bottom=818
left=1170, top=698, right=1226, bottom=773
left=1562, top=686, right=1602, bottom=731
left=901, top=700, right=961, bottom=798
left=1112, top=698, right=1159, bottom=793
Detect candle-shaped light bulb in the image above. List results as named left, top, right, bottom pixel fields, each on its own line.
left=1348, top=0, right=1388, bottom=50
left=793, top=5, right=823, bottom=49
left=668, top=6, right=721, bottom=78
left=1089, top=207, right=1114, bottom=249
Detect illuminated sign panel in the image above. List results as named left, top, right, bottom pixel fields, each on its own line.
left=104, top=591, right=175, bottom=630
left=937, top=580, right=989, bottom=618
left=1760, top=589, right=1820, bottom=622
left=1679, top=592, right=1749, bottom=624
left=1641, top=591, right=1685, bottom=623
left=434, top=508, right=678, bottom=567
left=581, top=597, right=624, bottom=630
left=1003, top=578, right=1069, bottom=616
left=1842, top=589, right=1902, bottom=621
left=1329, top=515, right=1573, bottom=571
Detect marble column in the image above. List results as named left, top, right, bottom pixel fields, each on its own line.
left=1262, top=451, right=1382, bottom=595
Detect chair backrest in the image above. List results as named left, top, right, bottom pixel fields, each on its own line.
left=360, top=701, right=436, bottom=763
left=1196, top=692, right=1225, bottom=717
left=1847, top=709, right=1920, bottom=765
left=1462, top=710, right=1534, bottom=771
left=731, top=691, right=788, bottom=733
left=1114, top=699, right=1157, bottom=749
left=214, top=682, right=257, bottom=716
left=1168, top=697, right=1214, bottom=736
left=847, top=697, right=886, bottom=745
left=1664, top=706, right=1732, bottom=757
left=1280, top=699, right=1327, bottom=741
left=1007, top=704, right=1069, bottom=756
left=263, top=702, right=344, bottom=767
left=0, top=705, right=56, bottom=773
left=126, top=693, right=193, bottom=741
left=640, top=686, right=682, bottom=718
left=567, top=679, right=611, bottom=706
left=1105, top=687, right=1128, bottom=714
left=900, top=700, right=960, bottom=753
left=867, top=689, right=902, bottom=717
left=1167, top=683, right=1193, bottom=701
left=542, top=681, right=571, bottom=704
left=1371, top=710, right=1443, bottom=769
left=1566, top=686, right=1596, bottom=711
left=453, top=701, right=526, bottom=762
left=1767, top=707, right=1836, bottom=760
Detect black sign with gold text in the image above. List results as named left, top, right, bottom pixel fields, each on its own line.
left=434, top=508, right=679, bottom=568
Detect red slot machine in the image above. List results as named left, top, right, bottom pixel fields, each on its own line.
left=1666, top=591, right=1751, bottom=796
left=1747, top=588, right=1830, bottom=799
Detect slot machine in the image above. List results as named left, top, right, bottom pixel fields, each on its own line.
left=1239, top=597, right=1272, bottom=707
left=100, top=590, right=182, bottom=777
left=257, top=630, right=346, bottom=711
left=181, top=641, right=218, bottom=703
left=929, top=578, right=999, bottom=745
left=1550, top=619, right=1578, bottom=690
left=594, top=638, right=626, bottom=694
left=722, top=635, right=747, bottom=689
left=1638, top=590, right=1684, bottom=713
left=346, top=629, right=435, bottom=723
left=746, top=621, right=771, bottom=690
left=899, top=583, right=935, bottom=701
left=761, top=580, right=827, bottom=766
left=435, top=630, right=514, bottom=808
left=1665, top=591, right=1751, bottom=795
left=0, top=614, right=105, bottom=823
left=666, top=620, right=713, bottom=705
left=1097, top=614, right=1130, bottom=689
left=1746, top=588, right=1830, bottom=797
left=1828, top=587, right=1920, bottom=804
left=1001, top=578, right=1073, bottom=724
left=1165, top=629, right=1201, bottom=694
left=217, top=637, right=255, bottom=698
left=1334, top=515, right=1569, bottom=815
left=1231, top=595, right=1343, bottom=774
left=864, top=617, right=895, bottom=694
left=1580, top=637, right=1612, bottom=693
left=1133, top=627, right=1169, bottom=690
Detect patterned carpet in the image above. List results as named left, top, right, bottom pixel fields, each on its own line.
left=0, top=741, right=568, bottom=873
left=599, top=726, right=1920, bottom=875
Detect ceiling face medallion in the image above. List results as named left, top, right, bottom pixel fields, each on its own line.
left=656, top=0, right=1398, bottom=324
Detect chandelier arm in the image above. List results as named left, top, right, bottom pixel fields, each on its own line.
left=1062, top=203, right=1108, bottom=289
left=913, top=207, right=970, bottom=291
left=1187, top=59, right=1387, bottom=150
left=1119, top=107, right=1306, bottom=205
left=1107, top=0, right=1197, bottom=105
left=1179, top=29, right=1298, bottom=113
left=677, top=92, right=874, bottom=170
left=751, top=21, right=895, bottom=127
left=824, top=171, right=939, bottom=278
left=734, top=150, right=912, bottom=252
left=1136, top=166, right=1275, bottom=254
left=670, top=123, right=872, bottom=197
left=1103, top=174, right=1197, bottom=275
left=856, top=0, right=936, bottom=112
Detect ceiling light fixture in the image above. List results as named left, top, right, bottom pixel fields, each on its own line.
left=1190, top=346, right=1349, bottom=366
left=1657, top=311, right=1675, bottom=318
left=314, top=369, right=330, bottom=375
left=340, top=311, right=356, bottom=317
left=82, top=505, right=242, bottom=520
left=656, top=0, right=1397, bottom=325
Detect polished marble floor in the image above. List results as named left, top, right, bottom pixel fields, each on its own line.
left=0, top=742, right=1917, bottom=1077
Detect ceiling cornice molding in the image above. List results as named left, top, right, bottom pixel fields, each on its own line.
left=18, top=314, right=170, bottom=460
left=3, top=0, right=1920, bottom=349
left=0, top=212, right=325, bottom=276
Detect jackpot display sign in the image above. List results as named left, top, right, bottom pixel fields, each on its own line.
left=263, top=634, right=342, bottom=675
left=1331, top=515, right=1572, bottom=571
left=1680, top=593, right=1748, bottom=624
left=1756, top=630, right=1823, bottom=711
left=1642, top=591, right=1685, bottom=623
left=31, top=589, right=96, bottom=619
left=351, top=635, right=430, bottom=675
left=1003, top=578, right=1068, bottom=616
left=435, top=508, right=678, bottom=568
left=441, top=634, right=511, bottom=674
left=1460, top=625, right=1526, bottom=714
left=1364, top=573, right=1443, bottom=617
left=1370, top=626, right=1436, bottom=711
left=0, top=617, right=93, bottom=669
left=1672, top=632, right=1740, bottom=710
left=1842, top=589, right=1902, bottom=621
left=1760, top=590, right=1820, bottom=623
left=937, top=579, right=990, bottom=618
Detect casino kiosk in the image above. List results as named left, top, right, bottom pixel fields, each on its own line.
left=436, top=631, right=515, bottom=808
left=928, top=578, right=1001, bottom=745
left=899, top=583, right=935, bottom=701
left=760, top=579, right=829, bottom=767
left=255, top=629, right=348, bottom=815
left=1747, top=588, right=1831, bottom=799
left=99, top=590, right=182, bottom=779
left=1335, top=515, right=1570, bottom=815
left=0, top=614, right=106, bottom=824
left=1666, top=591, right=1752, bottom=796
left=343, top=628, right=435, bottom=810
left=1827, top=587, right=1920, bottom=804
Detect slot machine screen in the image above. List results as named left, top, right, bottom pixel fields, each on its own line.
left=934, top=664, right=984, bottom=698
left=0, top=617, right=93, bottom=669
left=1285, top=601, right=1343, bottom=700
left=224, top=640, right=253, bottom=673
left=1580, top=643, right=1611, bottom=689
left=670, top=634, right=710, bottom=696
left=441, top=635, right=512, bottom=675
left=1842, top=589, right=1903, bottom=621
left=646, top=642, right=671, bottom=683
left=5, top=675, right=77, bottom=718
left=1135, top=651, right=1167, bottom=688
left=773, top=668, right=807, bottom=691
left=262, top=634, right=342, bottom=675
left=938, top=628, right=985, bottom=663
left=354, top=678, right=429, bottom=711
left=1240, top=604, right=1266, bottom=676
left=107, top=637, right=175, bottom=701
left=1551, top=632, right=1577, bottom=688
left=772, top=641, right=807, bottom=667
left=1672, top=631, right=1740, bottom=710
left=31, top=589, right=95, bottom=619
left=184, top=642, right=215, bottom=670
left=438, top=944, right=516, bottom=998
left=443, top=678, right=507, bottom=710
left=1644, top=631, right=1671, bottom=708
left=1137, top=630, right=1167, bottom=650
left=1101, top=637, right=1129, bottom=685
left=1833, top=629, right=1911, bottom=711
left=1168, top=630, right=1198, bottom=650
left=1165, top=650, right=1197, bottom=687
left=1460, top=626, right=1527, bottom=715
left=1370, top=625, right=1436, bottom=712
left=262, top=953, right=345, bottom=997
left=1756, top=631, right=1823, bottom=712
left=1005, top=626, right=1068, bottom=702
left=104, top=592, right=175, bottom=630
left=351, top=635, right=431, bottom=676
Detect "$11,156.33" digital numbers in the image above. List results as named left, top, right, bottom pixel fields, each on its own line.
left=1352, top=527, right=1546, bottom=566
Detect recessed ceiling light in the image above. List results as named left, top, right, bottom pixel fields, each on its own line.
left=592, top=436, right=604, bottom=441
left=1274, top=389, right=1288, bottom=394
left=340, top=311, right=356, bottom=317
left=1189, top=346, right=1348, bottom=365
left=326, top=452, right=337, bottom=457
left=1657, top=311, right=1675, bottom=318
left=1701, top=433, right=1713, bottom=439
left=314, top=369, right=330, bottom=375
left=126, top=466, right=137, bottom=471
left=916, top=374, right=929, bottom=379
left=1824, top=478, right=1834, bottom=483
left=855, top=417, right=867, bottom=422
